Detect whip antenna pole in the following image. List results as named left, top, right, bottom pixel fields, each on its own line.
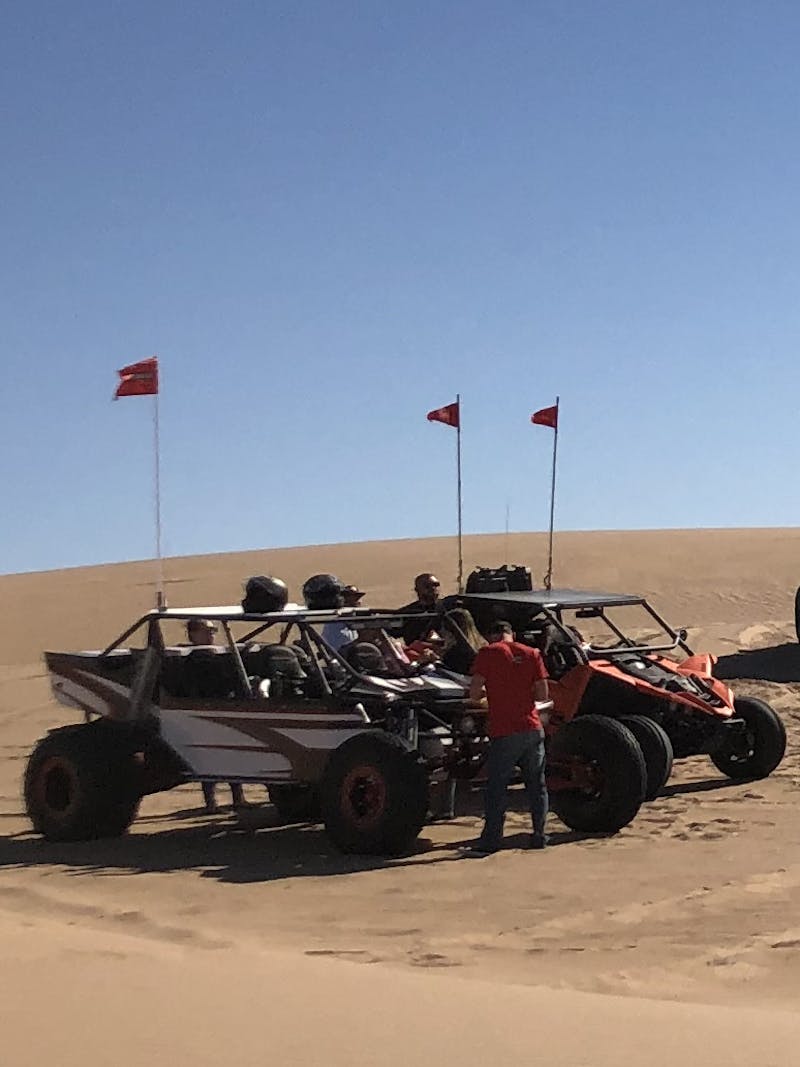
left=505, top=499, right=510, bottom=565
left=153, top=386, right=165, bottom=610
left=544, top=396, right=560, bottom=592
left=456, top=392, right=463, bottom=592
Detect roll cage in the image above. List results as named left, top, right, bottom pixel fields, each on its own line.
left=99, top=605, right=447, bottom=712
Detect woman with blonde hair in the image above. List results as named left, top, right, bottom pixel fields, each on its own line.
left=440, top=607, right=487, bottom=675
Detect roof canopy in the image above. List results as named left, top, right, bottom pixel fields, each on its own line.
left=457, top=589, right=643, bottom=609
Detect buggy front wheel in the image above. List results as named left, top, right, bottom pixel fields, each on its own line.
left=710, top=697, right=786, bottom=780
left=547, top=716, right=646, bottom=833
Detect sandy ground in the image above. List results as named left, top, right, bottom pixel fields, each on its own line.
left=2, top=528, right=800, bottom=1063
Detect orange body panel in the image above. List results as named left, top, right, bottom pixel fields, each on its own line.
left=547, top=654, right=734, bottom=732
left=547, top=666, right=593, bottom=731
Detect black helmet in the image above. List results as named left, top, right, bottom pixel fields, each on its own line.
left=241, top=575, right=289, bottom=614
left=303, top=573, right=345, bottom=610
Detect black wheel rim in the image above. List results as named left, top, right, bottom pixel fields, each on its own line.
left=37, top=757, right=78, bottom=818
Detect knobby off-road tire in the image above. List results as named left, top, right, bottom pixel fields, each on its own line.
left=618, top=715, right=674, bottom=800
left=267, top=784, right=321, bottom=824
left=24, top=724, right=141, bottom=842
left=795, top=587, right=800, bottom=644
left=548, top=715, right=646, bottom=834
left=710, top=697, right=786, bottom=780
left=321, top=733, right=429, bottom=855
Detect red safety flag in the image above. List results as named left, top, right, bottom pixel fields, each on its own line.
left=427, top=400, right=460, bottom=429
left=114, top=357, right=159, bottom=399
left=531, top=404, right=558, bottom=429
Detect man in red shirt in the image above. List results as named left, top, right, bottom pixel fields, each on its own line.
left=466, top=620, right=549, bottom=854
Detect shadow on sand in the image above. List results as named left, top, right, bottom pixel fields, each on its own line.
left=0, top=793, right=594, bottom=886
left=714, top=642, right=800, bottom=683
left=660, top=777, right=743, bottom=798
left=0, top=768, right=742, bottom=886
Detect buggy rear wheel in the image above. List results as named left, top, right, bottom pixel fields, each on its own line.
left=548, top=716, right=646, bottom=833
left=24, top=725, right=141, bottom=841
left=618, top=715, right=673, bottom=800
left=321, top=733, right=429, bottom=855
left=710, top=697, right=786, bottom=780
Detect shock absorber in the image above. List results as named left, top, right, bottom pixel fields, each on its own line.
left=403, top=705, right=419, bottom=750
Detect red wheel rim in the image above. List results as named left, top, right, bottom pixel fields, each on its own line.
left=552, top=755, right=603, bottom=795
left=340, top=764, right=388, bottom=830
left=34, top=756, right=79, bottom=820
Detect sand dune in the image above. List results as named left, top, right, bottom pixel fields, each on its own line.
left=4, top=919, right=800, bottom=1067
left=2, top=528, right=800, bottom=1063
left=2, top=526, right=800, bottom=664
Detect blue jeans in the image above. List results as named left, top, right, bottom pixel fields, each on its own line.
left=480, top=730, right=548, bottom=847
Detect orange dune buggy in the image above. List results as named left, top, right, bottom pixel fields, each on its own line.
left=455, top=589, right=786, bottom=803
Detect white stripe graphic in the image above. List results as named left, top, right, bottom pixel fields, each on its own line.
left=51, top=678, right=112, bottom=717
left=183, top=709, right=367, bottom=724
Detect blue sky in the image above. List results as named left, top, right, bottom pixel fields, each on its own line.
left=2, top=1, right=800, bottom=574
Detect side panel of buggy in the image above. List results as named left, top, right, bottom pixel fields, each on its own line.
left=157, top=702, right=371, bottom=782
left=46, top=645, right=375, bottom=787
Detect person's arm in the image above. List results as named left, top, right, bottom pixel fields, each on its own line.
left=533, top=678, right=549, bottom=702
left=405, top=639, right=441, bottom=664
left=533, top=649, right=549, bottom=703
left=382, top=633, right=411, bottom=665
left=469, top=672, right=487, bottom=708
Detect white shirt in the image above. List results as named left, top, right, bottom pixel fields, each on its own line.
left=321, top=621, right=359, bottom=651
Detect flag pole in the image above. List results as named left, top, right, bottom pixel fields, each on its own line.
left=153, top=383, right=165, bottom=610
left=544, top=396, right=559, bottom=591
left=456, top=392, right=463, bottom=592
left=504, top=499, right=510, bottom=566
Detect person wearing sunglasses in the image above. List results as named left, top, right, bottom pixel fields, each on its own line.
left=396, top=572, right=442, bottom=645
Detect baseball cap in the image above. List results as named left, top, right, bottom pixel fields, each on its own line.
left=342, top=584, right=365, bottom=601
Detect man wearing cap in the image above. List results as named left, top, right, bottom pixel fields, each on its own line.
left=185, top=619, right=247, bottom=814
left=321, top=584, right=365, bottom=651
left=465, top=620, right=550, bottom=854
left=186, top=617, right=219, bottom=646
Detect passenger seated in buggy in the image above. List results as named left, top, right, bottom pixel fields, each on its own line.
left=158, top=619, right=242, bottom=701
left=439, top=608, right=486, bottom=675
